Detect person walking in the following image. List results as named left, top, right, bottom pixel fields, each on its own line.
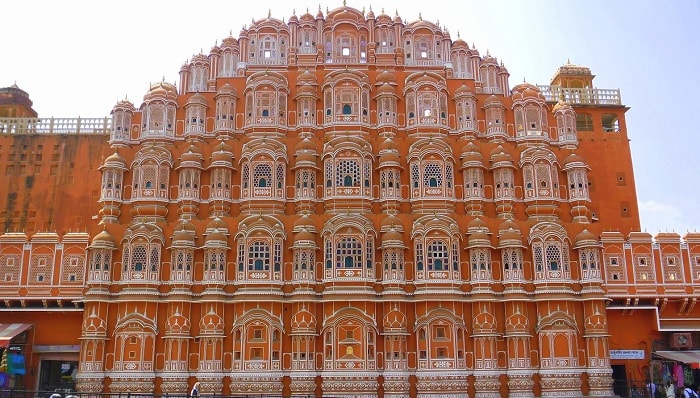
left=190, top=382, right=200, bottom=397
left=666, top=380, right=677, bottom=398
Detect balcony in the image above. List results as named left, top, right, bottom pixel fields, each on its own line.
left=0, top=117, right=110, bottom=134
left=537, top=85, right=622, bottom=106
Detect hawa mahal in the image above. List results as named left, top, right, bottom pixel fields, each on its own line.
left=1, top=4, right=699, bottom=398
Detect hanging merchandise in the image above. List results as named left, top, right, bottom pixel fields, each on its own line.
left=0, top=349, right=7, bottom=373
left=7, top=352, right=25, bottom=375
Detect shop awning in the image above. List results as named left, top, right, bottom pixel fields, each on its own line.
left=654, top=350, right=700, bottom=364
left=0, top=323, right=32, bottom=348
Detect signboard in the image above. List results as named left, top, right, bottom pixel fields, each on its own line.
left=32, top=345, right=81, bottom=353
left=610, top=350, right=645, bottom=360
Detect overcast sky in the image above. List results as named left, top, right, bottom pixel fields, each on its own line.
left=1, top=0, right=698, bottom=235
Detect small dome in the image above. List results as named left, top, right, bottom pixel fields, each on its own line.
left=211, top=141, right=235, bottom=165
left=483, top=95, right=503, bottom=108
left=216, top=83, right=237, bottom=97
left=291, top=306, right=317, bottom=332
left=552, top=98, right=572, bottom=113
left=144, top=80, right=178, bottom=102
left=171, top=228, right=195, bottom=247
left=505, top=309, right=529, bottom=333
left=296, top=84, right=318, bottom=97
left=190, top=53, right=209, bottom=66
left=452, top=37, right=468, bottom=50
left=460, top=141, right=484, bottom=168
left=295, top=136, right=317, bottom=154
left=378, top=136, right=398, bottom=153
left=489, top=145, right=514, bottom=168
left=82, top=310, right=107, bottom=335
left=205, top=230, right=228, bottom=245
left=383, top=307, right=407, bottom=332
left=511, top=82, right=544, bottom=102
left=379, top=150, right=400, bottom=165
left=220, top=36, right=238, bottom=49
left=297, top=69, right=318, bottom=84
left=299, top=9, right=315, bottom=23
left=376, top=69, right=397, bottom=85
left=90, top=230, right=116, bottom=249
left=112, top=98, right=135, bottom=114
left=206, top=217, right=228, bottom=233
left=584, top=309, right=606, bottom=333
left=376, top=82, right=397, bottom=95
left=473, top=310, right=497, bottom=333
left=102, top=151, right=127, bottom=168
left=562, top=152, right=587, bottom=168
left=293, top=213, right=316, bottom=232
left=497, top=220, right=524, bottom=248
left=295, top=151, right=317, bottom=164
left=186, top=92, right=207, bottom=106
left=381, top=213, right=403, bottom=231
left=467, top=217, right=488, bottom=233
left=166, top=309, right=192, bottom=335
left=294, top=228, right=316, bottom=243
left=468, top=230, right=491, bottom=248
left=199, top=310, right=225, bottom=335
left=574, top=229, right=598, bottom=249
left=382, top=228, right=404, bottom=244
left=180, top=145, right=204, bottom=165
left=454, top=83, right=472, bottom=96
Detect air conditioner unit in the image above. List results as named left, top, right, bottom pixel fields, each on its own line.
left=670, top=333, right=693, bottom=349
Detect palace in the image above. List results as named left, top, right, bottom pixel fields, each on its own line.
left=1, top=4, right=699, bottom=398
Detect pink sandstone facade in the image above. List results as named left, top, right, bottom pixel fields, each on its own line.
left=1, top=4, right=698, bottom=398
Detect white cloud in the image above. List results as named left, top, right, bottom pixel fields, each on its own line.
left=638, top=200, right=699, bottom=234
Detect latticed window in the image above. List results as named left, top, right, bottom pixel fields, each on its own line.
left=494, top=168, right=515, bottom=199
left=254, top=163, right=273, bottom=188
left=219, top=51, right=238, bottom=77
left=336, top=237, right=362, bottom=268
left=502, top=248, right=524, bottom=281
left=190, top=65, right=207, bottom=92
left=423, top=163, right=443, bottom=188
left=205, top=249, right=226, bottom=271
left=337, top=158, right=359, bottom=187
left=61, top=255, right=84, bottom=284
left=456, top=99, right=475, bottom=130
left=242, top=164, right=250, bottom=189
left=29, top=254, right=52, bottom=283
left=101, top=169, right=123, bottom=200
left=415, top=241, right=425, bottom=271
left=379, top=169, right=401, bottom=199
left=533, top=240, right=570, bottom=281
left=567, top=169, right=589, bottom=200
left=210, top=169, right=231, bottom=199
left=426, top=240, right=449, bottom=271
left=377, top=28, right=394, bottom=53
left=335, top=88, right=358, bottom=116
left=248, top=241, right=271, bottom=271
left=463, top=168, right=484, bottom=199
left=256, top=91, right=275, bottom=118
left=0, top=255, right=21, bottom=284
left=258, top=36, right=277, bottom=60
left=122, top=241, right=160, bottom=281
left=417, top=92, right=437, bottom=119
left=486, top=106, right=504, bottom=133
left=480, top=66, right=498, bottom=90
left=295, top=169, right=316, bottom=199
left=470, top=248, right=492, bottom=281
left=170, top=249, right=192, bottom=282
left=276, top=164, right=285, bottom=190
left=580, top=248, right=601, bottom=281
left=293, top=249, right=315, bottom=281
